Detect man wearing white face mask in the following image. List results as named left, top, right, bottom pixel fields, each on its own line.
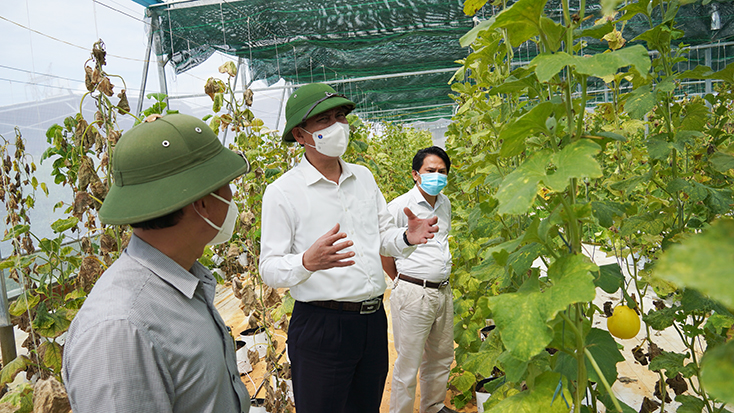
left=381, top=146, right=456, bottom=413
left=259, top=83, right=439, bottom=413
left=63, top=113, right=251, bottom=413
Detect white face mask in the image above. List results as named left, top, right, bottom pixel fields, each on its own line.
left=195, top=192, right=238, bottom=245
left=299, top=122, right=350, bottom=158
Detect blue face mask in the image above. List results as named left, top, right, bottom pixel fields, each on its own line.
left=419, top=172, right=447, bottom=196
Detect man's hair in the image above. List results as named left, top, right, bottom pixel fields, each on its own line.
left=412, top=146, right=451, bottom=174
left=130, top=208, right=184, bottom=230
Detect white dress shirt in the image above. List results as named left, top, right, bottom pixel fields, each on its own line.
left=259, top=155, right=415, bottom=302
left=387, top=185, right=451, bottom=282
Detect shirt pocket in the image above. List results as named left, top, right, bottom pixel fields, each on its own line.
left=352, top=188, right=380, bottom=235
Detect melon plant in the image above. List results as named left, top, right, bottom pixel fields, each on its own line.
left=448, top=0, right=734, bottom=411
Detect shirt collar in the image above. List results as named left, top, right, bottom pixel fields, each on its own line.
left=409, top=184, right=443, bottom=210
left=298, top=154, right=354, bottom=186
left=126, top=234, right=205, bottom=299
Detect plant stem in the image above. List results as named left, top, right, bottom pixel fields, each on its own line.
left=559, top=189, right=580, bottom=254
left=575, top=303, right=586, bottom=413
left=575, top=75, right=588, bottom=140
left=584, top=348, right=623, bottom=413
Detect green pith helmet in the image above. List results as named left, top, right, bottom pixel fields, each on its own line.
left=282, top=83, right=356, bottom=142
left=99, top=113, right=250, bottom=225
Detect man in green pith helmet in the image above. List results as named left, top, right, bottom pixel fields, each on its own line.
left=62, top=113, right=251, bottom=413
left=259, top=83, right=439, bottom=413
left=382, top=146, right=457, bottom=413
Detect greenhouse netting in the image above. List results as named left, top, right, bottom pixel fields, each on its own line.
left=145, top=0, right=734, bottom=122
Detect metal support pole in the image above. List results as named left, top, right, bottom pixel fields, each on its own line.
left=233, top=56, right=242, bottom=92
left=705, top=46, right=713, bottom=95
left=136, top=8, right=156, bottom=117
left=240, top=57, right=249, bottom=88
left=151, top=9, right=170, bottom=111
left=0, top=254, right=17, bottom=365
left=275, top=85, right=289, bottom=132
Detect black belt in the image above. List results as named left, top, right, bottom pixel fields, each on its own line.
left=398, top=273, right=449, bottom=289
left=306, top=295, right=383, bottom=314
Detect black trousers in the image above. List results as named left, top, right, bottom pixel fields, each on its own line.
left=288, top=300, right=389, bottom=413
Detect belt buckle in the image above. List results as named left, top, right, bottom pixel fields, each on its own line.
left=438, top=280, right=450, bottom=288
left=360, top=298, right=380, bottom=314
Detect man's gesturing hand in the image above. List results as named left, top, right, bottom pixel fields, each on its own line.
left=404, top=207, right=439, bottom=245
left=302, top=223, right=356, bottom=272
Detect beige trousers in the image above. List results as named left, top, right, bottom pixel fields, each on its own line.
left=389, top=278, right=454, bottom=413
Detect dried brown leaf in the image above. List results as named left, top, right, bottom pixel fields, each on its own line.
left=81, top=237, right=92, bottom=254
left=100, top=233, right=117, bottom=254
left=117, top=89, right=130, bottom=115
left=107, top=130, right=121, bottom=145
left=89, top=180, right=108, bottom=202
left=262, top=285, right=282, bottom=309
left=277, top=313, right=289, bottom=332
left=248, top=347, right=259, bottom=367
left=240, top=284, right=257, bottom=313
left=92, top=41, right=107, bottom=66
left=72, top=192, right=94, bottom=219
left=653, top=378, right=672, bottom=403
left=247, top=311, right=261, bottom=330
left=84, top=66, right=96, bottom=91
left=91, top=68, right=103, bottom=86
left=639, top=397, right=660, bottom=413
left=75, top=119, right=89, bottom=148
left=78, top=255, right=103, bottom=292
left=98, top=77, right=114, bottom=97
left=22, top=235, right=34, bottom=254
left=244, top=89, right=254, bottom=107
left=227, top=243, right=240, bottom=260
left=665, top=373, right=688, bottom=396
left=77, top=157, right=97, bottom=191
left=12, top=312, right=30, bottom=332
left=648, top=342, right=662, bottom=360
left=204, top=78, right=225, bottom=100
left=218, top=61, right=237, bottom=77
left=232, top=277, right=243, bottom=300
left=603, top=301, right=613, bottom=317
left=632, top=343, right=648, bottom=366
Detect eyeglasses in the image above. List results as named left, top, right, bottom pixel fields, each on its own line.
left=302, top=92, right=348, bottom=122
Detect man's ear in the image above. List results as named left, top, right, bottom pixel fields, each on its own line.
left=411, top=169, right=420, bottom=184
left=292, top=127, right=306, bottom=146
left=191, top=195, right=212, bottom=218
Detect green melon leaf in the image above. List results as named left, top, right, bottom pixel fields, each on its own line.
left=544, top=140, right=603, bottom=192
left=486, top=372, right=572, bottom=413
left=595, top=263, right=624, bottom=294
left=490, top=0, right=547, bottom=47
left=496, top=151, right=550, bottom=215
left=654, top=219, right=734, bottom=309
left=700, top=340, right=734, bottom=404
left=488, top=255, right=597, bottom=360
left=499, top=102, right=555, bottom=158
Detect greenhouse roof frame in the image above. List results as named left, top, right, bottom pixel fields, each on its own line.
left=139, top=0, right=478, bottom=123
left=137, top=0, right=734, bottom=124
